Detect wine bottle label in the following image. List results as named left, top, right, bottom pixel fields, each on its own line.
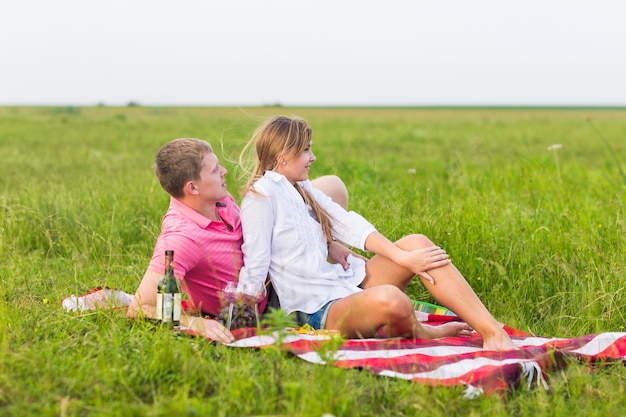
left=162, top=293, right=174, bottom=323
left=157, top=292, right=181, bottom=324
left=156, top=293, right=164, bottom=320
left=173, top=293, right=181, bottom=322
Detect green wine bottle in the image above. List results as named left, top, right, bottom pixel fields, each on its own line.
left=156, top=250, right=181, bottom=328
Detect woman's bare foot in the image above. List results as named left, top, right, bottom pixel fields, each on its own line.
left=415, top=321, right=473, bottom=339
left=482, top=329, right=518, bottom=351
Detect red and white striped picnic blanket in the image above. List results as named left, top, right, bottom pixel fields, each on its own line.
left=224, top=318, right=626, bottom=398
left=62, top=288, right=626, bottom=397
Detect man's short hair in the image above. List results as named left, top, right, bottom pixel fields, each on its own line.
left=155, top=138, right=213, bottom=198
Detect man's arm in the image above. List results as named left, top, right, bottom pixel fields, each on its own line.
left=127, top=268, right=235, bottom=343
left=127, top=268, right=161, bottom=319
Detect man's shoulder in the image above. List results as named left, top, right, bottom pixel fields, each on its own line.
left=160, top=209, right=208, bottom=244
left=162, top=208, right=193, bottom=227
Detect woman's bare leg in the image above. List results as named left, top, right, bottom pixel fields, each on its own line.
left=419, top=263, right=516, bottom=351
left=362, top=234, right=517, bottom=351
left=309, top=178, right=514, bottom=349
left=326, top=285, right=472, bottom=339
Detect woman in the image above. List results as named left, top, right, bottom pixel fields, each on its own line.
left=237, top=116, right=516, bottom=351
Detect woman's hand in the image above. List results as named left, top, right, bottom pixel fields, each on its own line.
left=328, top=240, right=368, bottom=271
left=188, top=317, right=235, bottom=343
left=397, top=246, right=451, bottom=285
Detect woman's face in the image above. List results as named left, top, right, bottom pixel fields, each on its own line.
left=276, top=142, right=316, bottom=184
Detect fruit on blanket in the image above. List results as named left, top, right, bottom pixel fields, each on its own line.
left=287, top=324, right=341, bottom=336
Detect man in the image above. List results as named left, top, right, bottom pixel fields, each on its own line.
left=127, top=138, right=353, bottom=342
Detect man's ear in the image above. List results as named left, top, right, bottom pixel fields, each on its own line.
left=183, top=180, right=199, bottom=196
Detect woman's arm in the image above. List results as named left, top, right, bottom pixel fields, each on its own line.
left=363, top=231, right=450, bottom=284
left=308, top=184, right=376, bottom=250
left=238, top=191, right=275, bottom=290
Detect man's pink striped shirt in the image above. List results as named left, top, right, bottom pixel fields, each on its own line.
left=148, top=194, right=244, bottom=317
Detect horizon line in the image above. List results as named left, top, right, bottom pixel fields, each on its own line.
left=1, top=103, right=626, bottom=110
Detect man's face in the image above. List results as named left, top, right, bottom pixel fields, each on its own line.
left=194, top=152, right=229, bottom=202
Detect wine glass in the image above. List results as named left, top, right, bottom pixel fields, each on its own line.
left=243, top=282, right=268, bottom=327
left=222, top=281, right=240, bottom=330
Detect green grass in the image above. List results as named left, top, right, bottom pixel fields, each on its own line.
left=1, top=106, right=626, bottom=416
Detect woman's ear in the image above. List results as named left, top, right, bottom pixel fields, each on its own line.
left=275, top=152, right=287, bottom=169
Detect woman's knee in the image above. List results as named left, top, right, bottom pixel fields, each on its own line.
left=369, top=285, right=413, bottom=319
left=397, top=233, right=435, bottom=250
left=311, top=175, right=348, bottom=209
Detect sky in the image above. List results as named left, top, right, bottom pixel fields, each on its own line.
left=1, top=0, right=625, bottom=107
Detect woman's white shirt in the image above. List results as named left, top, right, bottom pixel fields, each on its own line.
left=238, top=171, right=377, bottom=315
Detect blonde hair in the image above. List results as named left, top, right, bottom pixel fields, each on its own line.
left=239, top=115, right=334, bottom=243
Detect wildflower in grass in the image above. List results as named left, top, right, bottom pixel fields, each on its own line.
left=43, top=298, right=48, bottom=304
left=547, top=144, right=563, bottom=183
left=407, top=168, right=416, bottom=174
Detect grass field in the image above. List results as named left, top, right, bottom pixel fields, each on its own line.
left=1, top=106, right=625, bottom=416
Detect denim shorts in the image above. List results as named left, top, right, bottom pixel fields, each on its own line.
left=295, top=299, right=339, bottom=330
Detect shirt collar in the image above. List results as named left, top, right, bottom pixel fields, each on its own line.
left=264, top=170, right=308, bottom=188
left=264, top=170, right=284, bottom=182
left=169, top=196, right=222, bottom=229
